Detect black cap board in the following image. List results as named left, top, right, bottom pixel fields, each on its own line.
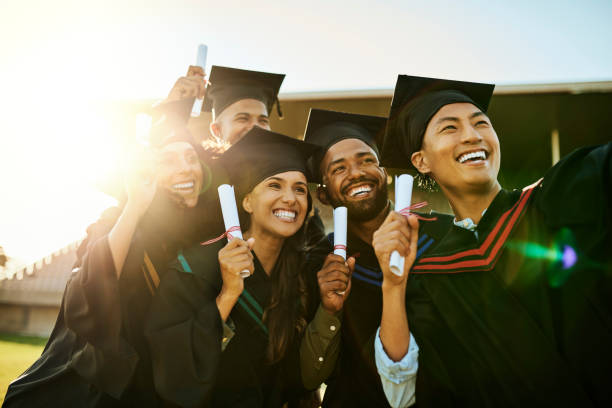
left=203, top=65, right=285, bottom=118
left=303, top=108, right=387, bottom=184
left=382, top=74, right=494, bottom=169
left=219, top=126, right=320, bottom=196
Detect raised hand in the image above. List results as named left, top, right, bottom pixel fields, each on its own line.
left=216, top=237, right=255, bottom=321
left=166, top=65, right=207, bottom=102
left=218, top=237, right=255, bottom=297
left=123, top=149, right=158, bottom=219
left=372, top=211, right=419, bottom=288
left=317, top=254, right=355, bottom=314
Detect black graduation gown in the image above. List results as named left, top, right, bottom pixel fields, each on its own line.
left=319, top=212, right=453, bottom=408
left=2, top=207, right=127, bottom=408
left=406, top=143, right=612, bottom=407
left=3, top=190, right=224, bottom=407
left=145, top=240, right=308, bottom=408
left=1, top=297, right=100, bottom=408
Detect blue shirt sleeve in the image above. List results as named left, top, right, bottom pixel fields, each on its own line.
left=374, top=327, right=418, bottom=407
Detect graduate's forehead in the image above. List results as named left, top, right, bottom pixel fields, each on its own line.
left=158, top=141, right=196, bottom=156
left=215, top=98, right=268, bottom=120
left=430, top=102, right=486, bottom=125
left=322, top=138, right=378, bottom=166
left=260, top=170, right=307, bottom=186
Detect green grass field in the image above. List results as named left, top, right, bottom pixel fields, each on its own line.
left=0, top=333, right=47, bottom=404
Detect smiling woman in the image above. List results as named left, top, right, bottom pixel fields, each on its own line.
left=156, top=141, right=204, bottom=208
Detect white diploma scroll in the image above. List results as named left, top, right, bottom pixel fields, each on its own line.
left=217, top=184, right=250, bottom=278
left=191, top=44, right=208, bottom=117
left=389, top=174, right=414, bottom=276
left=333, top=207, right=347, bottom=260
left=333, top=206, right=347, bottom=295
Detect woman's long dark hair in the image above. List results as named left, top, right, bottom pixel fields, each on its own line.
left=237, top=189, right=313, bottom=364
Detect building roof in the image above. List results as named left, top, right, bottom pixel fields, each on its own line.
left=0, top=240, right=82, bottom=306
left=278, top=80, right=612, bottom=101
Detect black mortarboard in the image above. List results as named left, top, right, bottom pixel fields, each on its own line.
left=203, top=66, right=285, bottom=118
left=219, top=127, right=320, bottom=196
left=303, top=109, right=387, bottom=184
left=382, top=75, right=495, bottom=169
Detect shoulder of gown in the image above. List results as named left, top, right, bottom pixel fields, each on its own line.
left=146, top=247, right=224, bottom=406
left=535, top=142, right=612, bottom=255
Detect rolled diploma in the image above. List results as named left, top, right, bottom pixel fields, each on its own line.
left=333, top=206, right=347, bottom=295
left=333, top=207, right=347, bottom=259
left=191, top=44, right=208, bottom=117
left=389, top=174, right=414, bottom=276
left=217, top=184, right=250, bottom=278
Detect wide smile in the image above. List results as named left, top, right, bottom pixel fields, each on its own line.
left=344, top=183, right=375, bottom=200
left=273, top=208, right=297, bottom=223
left=456, top=149, right=489, bottom=166
left=171, top=180, right=196, bottom=194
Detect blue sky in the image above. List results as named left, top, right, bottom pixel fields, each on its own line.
left=1, top=0, right=611, bottom=100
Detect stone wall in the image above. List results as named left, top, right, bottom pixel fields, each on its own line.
left=0, top=303, right=59, bottom=337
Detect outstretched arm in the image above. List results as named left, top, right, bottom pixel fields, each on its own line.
left=373, top=211, right=420, bottom=407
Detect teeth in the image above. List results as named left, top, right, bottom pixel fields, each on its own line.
left=273, top=210, right=296, bottom=220
left=172, top=181, right=194, bottom=189
left=458, top=150, right=486, bottom=163
left=348, top=185, right=372, bottom=197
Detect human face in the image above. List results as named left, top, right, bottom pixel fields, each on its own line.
left=319, top=138, right=388, bottom=222
left=156, top=141, right=203, bottom=208
left=411, top=102, right=501, bottom=195
left=212, top=99, right=270, bottom=145
left=243, top=171, right=308, bottom=239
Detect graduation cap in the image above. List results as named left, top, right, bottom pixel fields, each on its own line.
left=303, top=108, right=387, bottom=184
left=219, top=126, right=320, bottom=196
left=382, top=75, right=495, bottom=169
left=203, top=66, right=285, bottom=118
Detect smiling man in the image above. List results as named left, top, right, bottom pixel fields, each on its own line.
left=303, top=109, right=452, bottom=407
left=380, top=74, right=612, bottom=406
left=159, top=65, right=284, bottom=146
left=202, top=65, right=284, bottom=145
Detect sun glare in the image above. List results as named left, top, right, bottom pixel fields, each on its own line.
left=0, top=86, right=122, bottom=266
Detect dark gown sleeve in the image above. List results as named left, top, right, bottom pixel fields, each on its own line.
left=534, top=142, right=612, bottom=405
left=61, top=207, right=141, bottom=398
left=536, top=142, right=612, bottom=256
left=64, top=235, right=123, bottom=350
left=145, top=259, right=224, bottom=407
left=305, top=208, right=327, bottom=249
left=64, top=207, right=122, bottom=341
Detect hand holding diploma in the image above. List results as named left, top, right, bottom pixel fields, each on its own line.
left=316, top=206, right=354, bottom=313
left=165, top=45, right=207, bottom=104
left=317, top=253, right=354, bottom=315
left=218, top=184, right=251, bottom=278
left=372, top=175, right=419, bottom=286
